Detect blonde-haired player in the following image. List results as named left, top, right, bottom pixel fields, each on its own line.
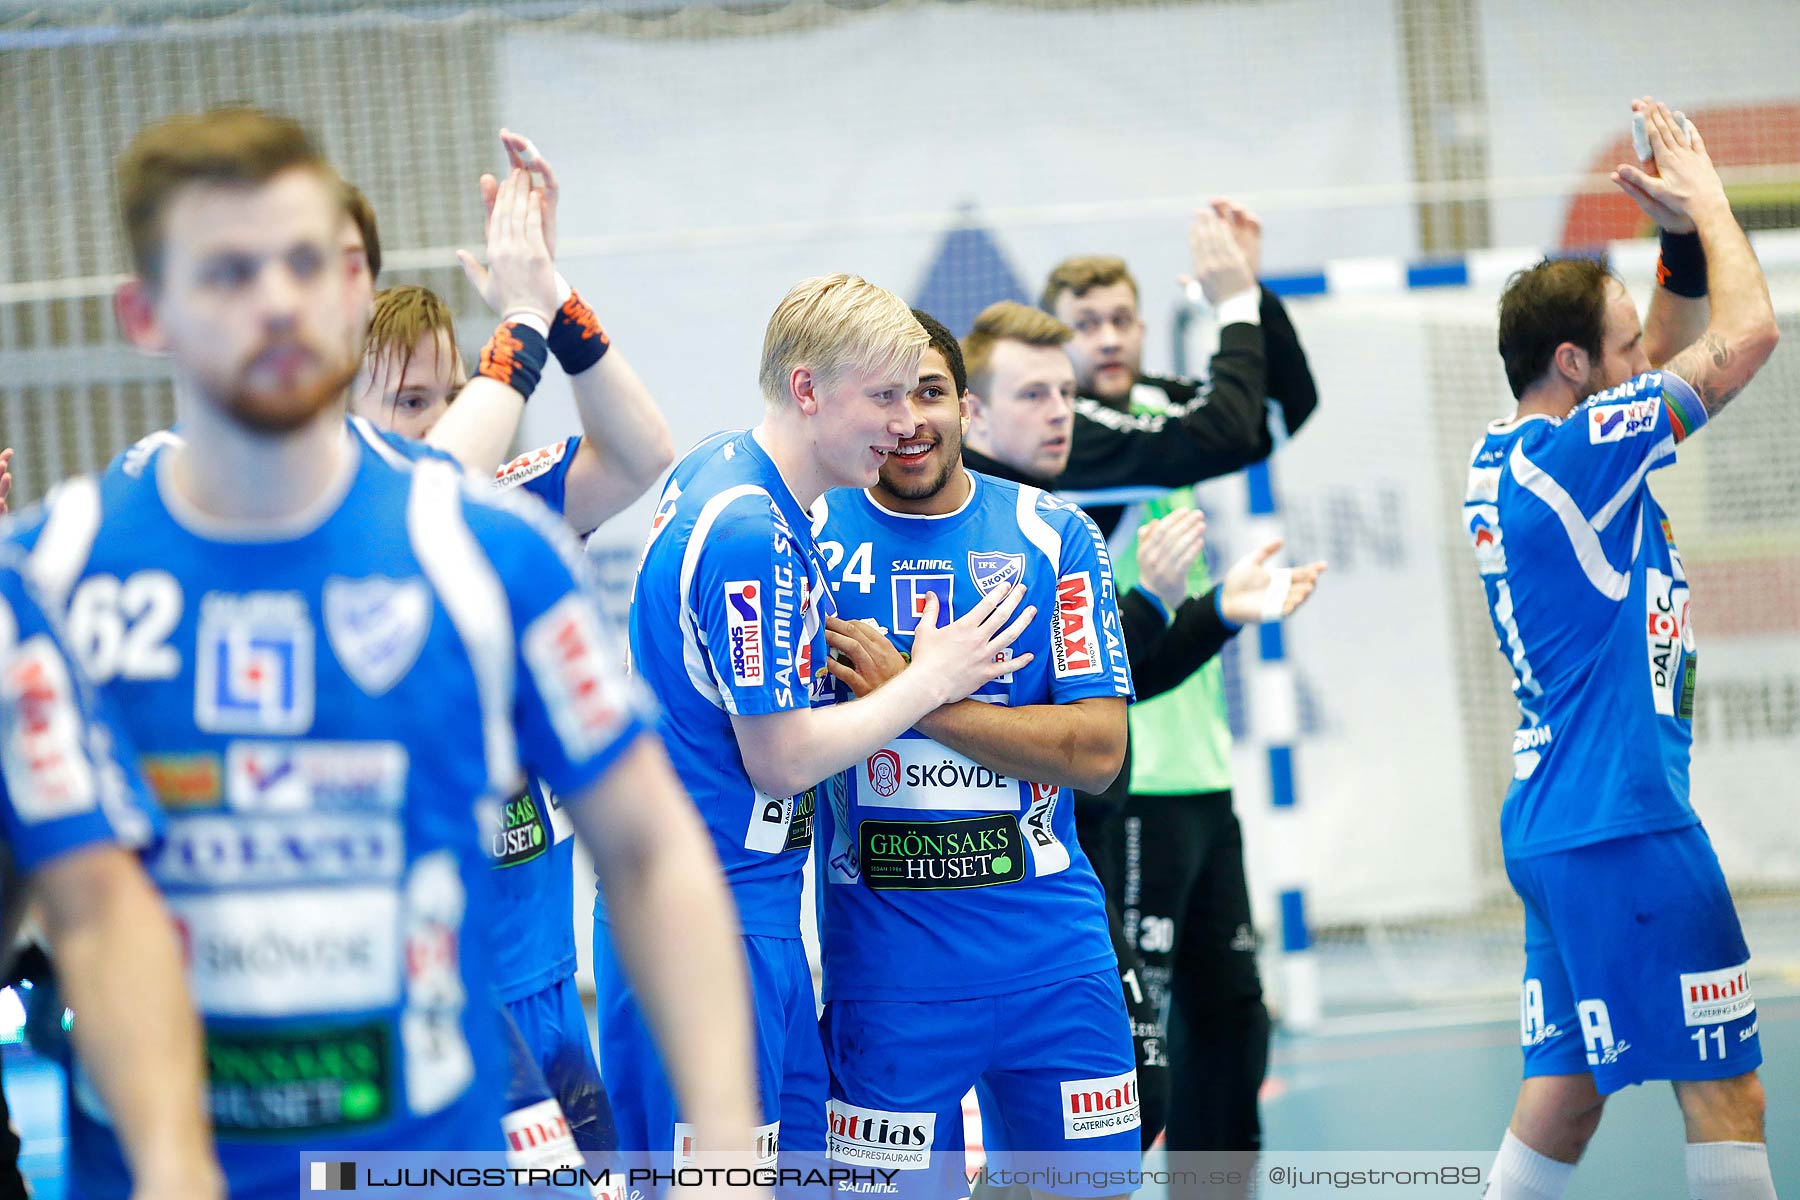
left=613, top=274, right=1036, bottom=1160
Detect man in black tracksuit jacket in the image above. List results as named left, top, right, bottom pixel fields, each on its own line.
left=966, top=204, right=1319, bottom=1162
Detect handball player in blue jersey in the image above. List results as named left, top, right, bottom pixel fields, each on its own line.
left=0, top=558, right=221, bottom=1198
left=810, top=306, right=1138, bottom=1198
left=347, top=132, right=676, bottom=1160
left=7, top=107, right=759, bottom=1199
left=618, top=275, right=1034, bottom=1162
left=1465, top=100, right=1780, bottom=1200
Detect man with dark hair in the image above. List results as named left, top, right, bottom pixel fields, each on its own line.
left=1028, top=204, right=1320, bottom=1158
left=14, top=105, right=761, bottom=1200
left=810, top=302, right=1138, bottom=1199
left=953, top=297, right=1321, bottom=1168
left=1466, top=99, right=1779, bottom=1200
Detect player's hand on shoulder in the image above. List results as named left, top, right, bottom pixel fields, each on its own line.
left=1612, top=98, right=1725, bottom=232
left=1219, top=537, right=1327, bottom=625
left=1135, top=509, right=1207, bottom=610
left=456, top=167, right=557, bottom=325
left=908, top=584, right=1035, bottom=705
left=824, top=615, right=907, bottom=698
left=0, top=447, right=12, bottom=516
left=1185, top=206, right=1256, bottom=305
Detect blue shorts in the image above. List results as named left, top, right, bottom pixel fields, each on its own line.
left=595, top=927, right=826, bottom=1158
left=821, top=970, right=1140, bottom=1199
left=1508, top=824, right=1761, bottom=1095
left=507, top=975, right=615, bottom=1153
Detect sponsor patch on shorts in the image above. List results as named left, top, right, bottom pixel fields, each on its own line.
left=1059, top=1070, right=1141, bottom=1140
left=827, top=1099, right=934, bottom=1169
left=1681, top=962, right=1755, bottom=1026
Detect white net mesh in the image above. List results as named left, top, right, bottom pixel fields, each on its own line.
left=2, top=0, right=1796, bottom=1015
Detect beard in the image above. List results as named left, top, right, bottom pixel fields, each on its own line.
left=213, top=337, right=360, bottom=436
left=878, top=442, right=960, bottom=502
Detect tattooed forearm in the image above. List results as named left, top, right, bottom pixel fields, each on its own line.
left=1665, top=331, right=1751, bottom=417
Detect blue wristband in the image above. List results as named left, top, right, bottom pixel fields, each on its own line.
left=1214, top=586, right=1242, bottom=632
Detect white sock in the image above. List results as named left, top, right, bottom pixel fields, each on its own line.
left=1686, top=1141, right=1777, bottom=1200
left=1485, top=1130, right=1575, bottom=1200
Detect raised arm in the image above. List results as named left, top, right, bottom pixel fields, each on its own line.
left=486, top=133, right=675, bottom=533
left=36, top=846, right=222, bottom=1200
left=1614, top=101, right=1779, bottom=416
left=429, top=167, right=559, bottom=474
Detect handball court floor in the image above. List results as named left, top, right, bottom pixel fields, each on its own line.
left=10, top=988, right=1797, bottom=1198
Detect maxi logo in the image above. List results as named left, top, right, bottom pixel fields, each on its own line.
left=968, top=551, right=1025, bottom=598
left=492, top=788, right=549, bottom=867
left=207, top=1021, right=391, bottom=1136
left=1, top=635, right=97, bottom=821
left=493, top=440, right=568, bottom=490
left=826, top=1100, right=935, bottom=1170
left=723, top=581, right=764, bottom=686
left=891, top=573, right=953, bottom=635
left=522, top=593, right=624, bottom=761
left=857, top=813, right=1024, bottom=891
left=194, top=592, right=314, bottom=735
left=1051, top=573, right=1098, bottom=679
left=1588, top=397, right=1661, bottom=444
left=155, top=814, right=403, bottom=887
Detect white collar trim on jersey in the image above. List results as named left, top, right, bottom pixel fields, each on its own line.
left=859, top=470, right=979, bottom=521
left=748, top=426, right=812, bottom=515
left=1487, top=411, right=1558, bottom=434
left=154, top=425, right=360, bottom=542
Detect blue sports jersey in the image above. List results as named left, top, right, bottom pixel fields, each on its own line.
left=623, top=429, right=833, bottom=939
left=1463, top=370, right=1710, bottom=859
left=491, top=436, right=586, bottom=1001
left=0, top=556, right=160, bottom=876
left=10, top=427, right=647, bottom=1200
left=810, top=471, right=1132, bottom=1001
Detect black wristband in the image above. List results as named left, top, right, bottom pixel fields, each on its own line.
left=477, top=321, right=549, bottom=401
left=548, top=289, right=611, bottom=375
left=1656, top=229, right=1707, bottom=298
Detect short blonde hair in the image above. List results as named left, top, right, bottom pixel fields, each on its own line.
left=758, top=273, right=926, bottom=406
left=961, top=301, right=1073, bottom=397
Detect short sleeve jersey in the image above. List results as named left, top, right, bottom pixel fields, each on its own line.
left=810, top=471, right=1133, bottom=1001
left=0, top=558, right=160, bottom=876
left=625, top=430, right=833, bottom=939
left=1462, top=370, right=1710, bottom=859
left=489, top=434, right=589, bottom=1001
left=8, top=430, right=647, bottom=1200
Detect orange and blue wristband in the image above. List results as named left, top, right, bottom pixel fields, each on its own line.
left=549, top=288, right=611, bottom=376
left=478, top=320, right=549, bottom=400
